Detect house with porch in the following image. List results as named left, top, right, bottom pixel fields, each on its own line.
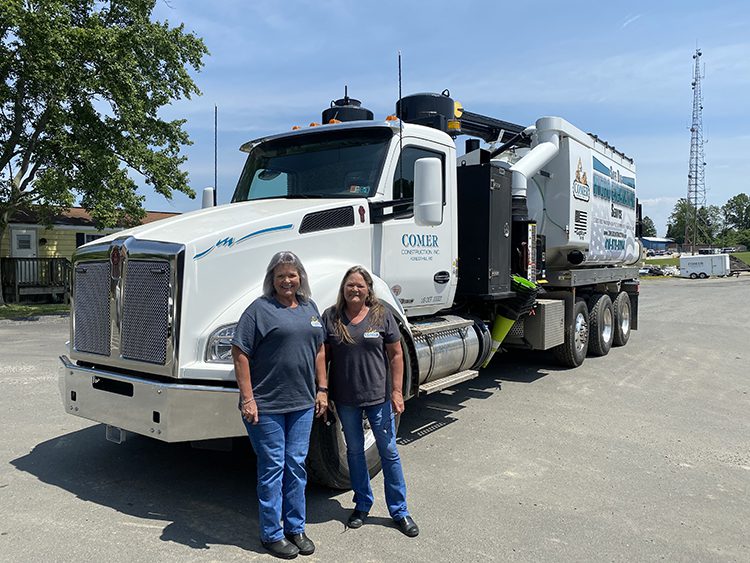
left=1, top=207, right=179, bottom=303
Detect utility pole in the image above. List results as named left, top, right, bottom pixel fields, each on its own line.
left=684, top=48, right=706, bottom=255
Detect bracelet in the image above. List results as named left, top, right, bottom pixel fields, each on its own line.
left=241, top=398, right=255, bottom=405
left=317, top=386, right=328, bottom=393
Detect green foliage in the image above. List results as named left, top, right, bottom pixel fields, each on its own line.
left=0, top=302, right=69, bottom=319
left=666, top=198, right=725, bottom=245
left=722, top=194, right=750, bottom=231
left=641, top=215, right=657, bottom=237
left=0, top=0, right=208, bottom=232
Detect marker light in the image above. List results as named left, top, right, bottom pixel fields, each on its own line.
left=328, top=118, right=342, bottom=124
left=309, top=122, right=320, bottom=127
left=385, top=115, right=399, bottom=121
left=292, top=125, right=301, bottom=130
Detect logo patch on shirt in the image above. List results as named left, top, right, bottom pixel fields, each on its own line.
left=310, top=316, right=323, bottom=328
left=363, top=330, right=380, bottom=339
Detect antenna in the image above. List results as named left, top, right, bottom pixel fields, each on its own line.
left=214, top=104, right=218, bottom=206
left=397, top=51, right=403, bottom=180
left=684, top=48, right=707, bottom=254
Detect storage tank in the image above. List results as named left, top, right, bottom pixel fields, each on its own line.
left=523, top=122, right=639, bottom=269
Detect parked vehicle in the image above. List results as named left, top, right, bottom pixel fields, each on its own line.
left=59, top=91, right=641, bottom=487
left=679, top=254, right=731, bottom=278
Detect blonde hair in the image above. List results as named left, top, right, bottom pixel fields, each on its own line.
left=331, top=266, right=384, bottom=344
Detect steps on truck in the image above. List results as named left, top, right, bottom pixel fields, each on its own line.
left=409, top=316, right=473, bottom=336
left=419, top=369, right=479, bottom=395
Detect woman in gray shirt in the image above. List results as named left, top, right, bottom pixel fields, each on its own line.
left=232, top=251, right=328, bottom=559
left=323, top=266, right=419, bottom=538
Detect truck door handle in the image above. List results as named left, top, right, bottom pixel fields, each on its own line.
left=434, top=271, right=450, bottom=284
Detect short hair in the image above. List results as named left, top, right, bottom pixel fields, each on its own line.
left=262, top=251, right=312, bottom=301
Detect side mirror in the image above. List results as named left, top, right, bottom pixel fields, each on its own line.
left=413, top=157, right=442, bottom=226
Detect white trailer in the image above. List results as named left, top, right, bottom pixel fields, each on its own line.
left=59, top=91, right=641, bottom=488
left=679, top=254, right=731, bottom=278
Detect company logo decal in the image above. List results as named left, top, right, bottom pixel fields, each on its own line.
left=401, top=234, right=439, bottom=262
left=193, top=224, right=293, bottom=260
left=572, top=157, right=590, bottom=202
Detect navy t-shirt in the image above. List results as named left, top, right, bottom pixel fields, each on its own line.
left=322, top=307, right=401, bottom=407
left=232, top=296, right=325, bottom=414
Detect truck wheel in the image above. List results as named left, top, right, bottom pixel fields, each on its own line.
left=689, top=273, right=698, bottom=279
left=307, top=409, right=385, bottom=489
left=552, top=298, right=589, bottom=368
left=587, top=294, right=613, bottom=357
left=699, top=272, right=708, bottom=279
left=612, top=291, right=631, bottom=347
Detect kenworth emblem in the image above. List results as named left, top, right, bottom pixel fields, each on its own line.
left=110, top=243, right=126, bottom=280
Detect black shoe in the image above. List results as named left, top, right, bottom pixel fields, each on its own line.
left=394, top=515, right=419, bottom=537
left=285, top=532, right=315, bottom=556
left=347, top=509, right=368, bottom=529
left=262, top=537, right=299, bottom=559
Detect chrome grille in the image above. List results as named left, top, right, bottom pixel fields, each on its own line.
left=73, top=262, right=111, bottom=356
left=121, top=260, right=171, bottom=364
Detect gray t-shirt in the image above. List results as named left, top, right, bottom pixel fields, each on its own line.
left=322, top=307, right=400, bottom=407
left=232, top=296, right=325, bottom=414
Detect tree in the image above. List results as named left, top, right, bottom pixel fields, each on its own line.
left=1, top=0, right=207, bottom=302
left=666, top=198, right=720, bottom=246
left=641, top=215, right=657, bottom=237
left=722, top=193, right=750, bottom=231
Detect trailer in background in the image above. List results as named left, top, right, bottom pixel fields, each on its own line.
left=679, top=254, right=731, bottom=278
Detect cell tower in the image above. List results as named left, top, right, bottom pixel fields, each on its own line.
left=684, top=48, right=706, bottom=253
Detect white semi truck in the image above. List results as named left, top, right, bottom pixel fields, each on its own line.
left=60, top=91, right=641, bottom=487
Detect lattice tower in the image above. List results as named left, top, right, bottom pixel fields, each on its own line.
left=684, top=48, right=707, bottom=252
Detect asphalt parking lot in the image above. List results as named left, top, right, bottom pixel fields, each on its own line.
left=1, top=275, right=749, bottom=562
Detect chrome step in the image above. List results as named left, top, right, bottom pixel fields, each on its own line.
left=418, top=369, right=479, bottom=395
left=410, top=315, right=473, bottom=336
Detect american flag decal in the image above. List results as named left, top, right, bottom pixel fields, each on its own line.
left=574, top=210, right=588, bottom=235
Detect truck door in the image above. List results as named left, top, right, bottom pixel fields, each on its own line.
left=374, top=143, right=455, bottom=315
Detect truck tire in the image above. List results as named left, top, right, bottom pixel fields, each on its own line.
left=699, top=272, right=708, bottom=279
left=307, top=409, right=386, bottom=489
left=552, top=298, right=589, bottom=368
left=612, top=291, right=631, bottom=347
left=689, top=273, right=698, bottom=279
left=587, top=293, right=614, bottom=357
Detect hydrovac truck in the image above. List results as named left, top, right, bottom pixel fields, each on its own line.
left=59, top=90, right=641, bottom=487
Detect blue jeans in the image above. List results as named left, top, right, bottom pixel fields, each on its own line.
left=243, top=407, right=314, bottom=543
left=336, top=401, right=409, bottom=520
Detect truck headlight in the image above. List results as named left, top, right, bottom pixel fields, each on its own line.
left=206, top=325, right=236, bottom=363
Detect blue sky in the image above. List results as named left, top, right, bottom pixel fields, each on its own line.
left=148, top=0, right=750, bottom=236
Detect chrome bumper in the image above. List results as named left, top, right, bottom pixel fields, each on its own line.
left=59, top=356, right=246, bottom=442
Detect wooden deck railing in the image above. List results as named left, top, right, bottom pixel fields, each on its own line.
left=0, top=257, right=72, bottom=303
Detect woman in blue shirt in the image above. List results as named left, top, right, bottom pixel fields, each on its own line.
left=232, top=251, right=327, bottom=559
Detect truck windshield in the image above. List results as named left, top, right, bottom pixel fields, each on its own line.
left=232, top=127, right=393, bottom=202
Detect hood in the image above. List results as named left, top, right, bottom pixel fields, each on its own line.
left=87, top=199, right=356, bottom=251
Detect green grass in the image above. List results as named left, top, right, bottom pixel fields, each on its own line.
left=0, top=303, right=70, bottom=320
left=646, top=256, right=679, bottom=267
left=733, top=252, right=750, bottom=266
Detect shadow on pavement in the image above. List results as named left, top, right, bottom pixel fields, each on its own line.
left=397, top=351, right=554, bottom=445
left=11, top=426, right=346, bottom=555
left=11, top=351, right=556, bottom=553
